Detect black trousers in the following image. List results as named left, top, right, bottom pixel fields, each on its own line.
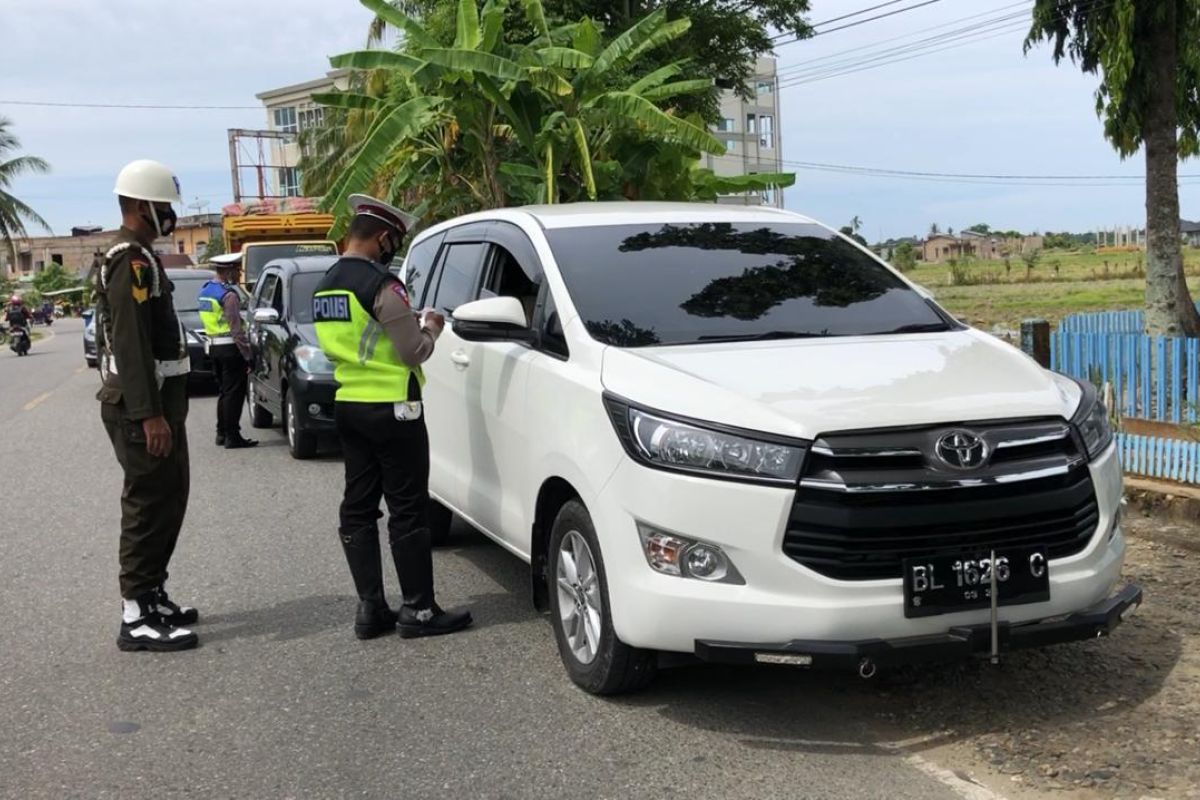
left=100, top=376, right=190, bottom=599
left=334, top=402, right=434, bottom=609
left=211, top=347, right=248, bottom=438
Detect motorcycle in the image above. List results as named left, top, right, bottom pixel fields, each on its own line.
left=9, top=325, right=30, bottom=356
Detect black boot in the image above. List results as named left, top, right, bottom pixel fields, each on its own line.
left=340, top=527, right=395, bottom=640
left=215, top=433, right=225, bottom=446
left=391, top=527, right=472, bottom=638
left=225, top=434, right=258, bottom=449
left=156, top=584, right=199, bottom=625
left=117, top=591, right=198, bottom=652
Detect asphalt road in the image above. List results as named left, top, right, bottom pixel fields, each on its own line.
left=0, top=319, right=977, bottom=800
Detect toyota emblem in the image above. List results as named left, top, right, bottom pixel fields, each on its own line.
left=934, top=430, right=988, bottom=469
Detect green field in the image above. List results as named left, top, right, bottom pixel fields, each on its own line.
left=903, top=248, right=1200, bottom=330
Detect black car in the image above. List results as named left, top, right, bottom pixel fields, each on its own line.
left=246, top=256, right=338, bottom=459
left=166, top=268, right=219, bottom=387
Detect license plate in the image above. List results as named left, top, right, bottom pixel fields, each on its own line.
left=902, top=546, right=1050, bottom=618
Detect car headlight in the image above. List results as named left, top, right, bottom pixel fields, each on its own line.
left=294, top=344, right=335, bottom=375
left=604, top=395, right=806, bottom=484
left=1071, top=381, right=1114, bottom=459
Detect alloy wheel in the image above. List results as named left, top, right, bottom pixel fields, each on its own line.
left=556, top=530, right=602, bottom=665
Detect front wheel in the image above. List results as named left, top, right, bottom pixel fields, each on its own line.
left=247, top=378, right=273, bottom=428
left=284, top=388, right=317, bottom=460
left=547, top=500, right=656, bottom=695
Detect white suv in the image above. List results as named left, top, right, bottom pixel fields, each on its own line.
left=400, top=202, right=1141, bottom=694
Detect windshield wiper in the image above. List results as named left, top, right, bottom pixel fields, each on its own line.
left=695, top=330, right=829, bottom=343
left=880, top=322, right=951, bottom=334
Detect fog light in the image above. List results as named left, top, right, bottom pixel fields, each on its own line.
left=308, top=403, right=322, bottom=416
left=636, top=523, right=745, bottom=584
left=684, top=543, right=728, bottom=581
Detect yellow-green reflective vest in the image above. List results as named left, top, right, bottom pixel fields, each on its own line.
left=312, top=257, right=424, bottom=403
left=197, top=280, right=233, bottom=339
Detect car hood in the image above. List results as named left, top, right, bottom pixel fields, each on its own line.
left=176, top=310, right=202, bottom=333
left=600, top=329, right=1082, bottom=440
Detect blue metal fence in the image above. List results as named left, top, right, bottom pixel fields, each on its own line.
left=1050, top=331, right=1200, bottom=423
left=1117, top=432, right=1200, bottom=482
left=1057, top=309, right=1145, bottom=334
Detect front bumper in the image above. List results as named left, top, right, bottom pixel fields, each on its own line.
left=695, top=583, right=1142, bottom=672
left=289, top=369, right=337, bottom=434
left=186, top=342, right=214, bottom=380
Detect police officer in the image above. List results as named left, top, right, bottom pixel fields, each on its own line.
left=96, top=159, right=198, bottom=652
left=199, top=252, right=257, bottom=449
left=313, top=194, right=472, bottom=640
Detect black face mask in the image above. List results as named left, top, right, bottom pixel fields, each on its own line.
left=142, top=203, right=177, bottom=237
left=377, top=230, right=401, bottom=266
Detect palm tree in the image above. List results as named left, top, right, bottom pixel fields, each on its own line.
left=929, top=222, right=940, bottom=236
left=0, top=117, right=51, bottom=275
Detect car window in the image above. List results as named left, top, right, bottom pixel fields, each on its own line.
left=255, top=273, right=280, bottom=310
left=544, top=222, right=951, bottom=347
left=431, top=242, right=487, bottom=312
left=481, top=244, right=539, bottom=325
left=539, top=291, right=569, bottom=359
left=170, top=276, right=209, bottom=313
left=290, top=272, right=326, bottom=323
left=243, top=242, right=336, bottom=285
left=402, top=232, right=445, bottom=308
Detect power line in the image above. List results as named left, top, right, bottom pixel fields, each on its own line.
left=772, top=0, right=911, bottom=41
left=0, top=99, right=261, bottom=110
left=776, top=0, right=944, bottom=47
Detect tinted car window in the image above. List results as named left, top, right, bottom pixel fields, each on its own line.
left=243, top=242, right=336, bottom=285
left=290, top=271, right=326, bottom=323
left=402, top=232, right=445, bottom=307
left=431, top=243, right=487, bottom=311
left=171, top=276, right=209, bottom=313
left=544, top=222, right=950, bottom=347
left=254, top=274, right=280, bottom=309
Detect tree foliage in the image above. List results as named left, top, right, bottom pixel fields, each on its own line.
left=0, top=117, right=51, bottom=271
left=32, top=263, right=76, bottom=294
left=891, top=241, right=917, bottom=272
left=309, top=0, right=795, bottom=235
left=1026, top=0, right=1200, bottom=335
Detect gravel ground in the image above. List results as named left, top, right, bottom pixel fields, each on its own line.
left=859, top=512, right=1200, bottom=799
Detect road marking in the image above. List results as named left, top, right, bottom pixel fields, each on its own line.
left=881, top=745, right=1007, bottom=800
left=23, top=392, right=52, bottom=411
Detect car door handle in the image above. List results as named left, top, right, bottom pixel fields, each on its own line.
left=450, top=350, right=471, bottom=370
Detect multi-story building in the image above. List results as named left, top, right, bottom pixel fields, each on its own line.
left=254, top=59, right=784, bottom=207
left=702, top=57, right=785, bottom=208
left=254, top=69, right=351, bottom=198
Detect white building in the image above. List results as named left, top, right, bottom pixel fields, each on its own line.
left=702, top=57, right=785, bottom=208
left=253, top=69, right=351, bottom=197
left=255, top=58, right=784, bottom=207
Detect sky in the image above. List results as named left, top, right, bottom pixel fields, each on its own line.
left=2, top=0, right=1199, bottom=242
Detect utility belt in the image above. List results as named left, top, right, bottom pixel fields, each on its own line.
left=102, top=353, right=191, bottom=387
left=204, top=335, right=235, bottom=353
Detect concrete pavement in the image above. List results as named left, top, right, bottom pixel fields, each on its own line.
left=0, top=320, right=977, bottom=799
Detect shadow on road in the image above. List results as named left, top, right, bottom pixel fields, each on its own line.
left=199, top=593, right=353, bottom=644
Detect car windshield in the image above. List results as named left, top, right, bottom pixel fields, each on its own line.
left=290, top=271, right=327, bottom=323
left=244, top=242, right=337, bottom=285
left=170, top=276, right=210, bottom=313
left=544, top=222, right=951, bottom=347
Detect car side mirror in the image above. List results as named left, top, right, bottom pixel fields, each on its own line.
left=253, top=307, right=280, bottom=324
left=452, top=296, right=535, bottom=343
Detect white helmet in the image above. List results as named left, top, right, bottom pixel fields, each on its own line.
left=113, top=159, right=182, bottom=204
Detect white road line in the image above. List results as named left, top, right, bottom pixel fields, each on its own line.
left=23, top=392, right=52, bottom=411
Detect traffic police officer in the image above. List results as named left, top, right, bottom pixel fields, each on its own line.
left=313, top=194, right=472, bottom=640
left=96, top=159, right=198, bottom=652
left=198, top=252, right=257, bottom=449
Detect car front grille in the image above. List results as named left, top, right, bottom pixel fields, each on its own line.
left=784, top=419, right=1100, bottom=581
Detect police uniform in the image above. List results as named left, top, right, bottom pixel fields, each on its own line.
left=199, top=253, right=256, bottom=448
left=99, top=159, right=198, bottom=652
left=313, top=194, right=471, bottom=640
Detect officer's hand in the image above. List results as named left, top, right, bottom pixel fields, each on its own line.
left=422, top=309, right=445, bottom=336
left=142, top=416, right=173, bottom=458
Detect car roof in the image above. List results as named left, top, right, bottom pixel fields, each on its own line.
left=260, top=255, right=340, bottom=274
left=413, top=201, right=813, bottom=240
left=166, top=268, right=215, bottom=279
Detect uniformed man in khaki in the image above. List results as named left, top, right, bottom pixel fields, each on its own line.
left=96, top=159, right=198, bottom=652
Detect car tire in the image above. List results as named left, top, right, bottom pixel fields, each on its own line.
left=86, top=357, right=97, bottom=369
left=547, top=500, right=656, bottom=695
left=428, top=499, right=453, bottom=547
left=248, top=379, right=273, bottom=429
left=284, top=387, right=318, bottom=460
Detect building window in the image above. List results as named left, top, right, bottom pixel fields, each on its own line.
left=746, top=113, right=756, bottom=134
left=762, top=187, right=775, bottom=205
left=724, top=139, right=738, bottom=153
left=717, top=117, right=735, bottom=132
left=758, top=115, right=774, bottom=149
left=51, top=253, right=63, bottom=265
left=280, top=167, right=301, bottom=197
left=273, top=106, right=298, bottom=133
left=756, top=80, right=773, bottom=95
left=298, top=105, right=324, bottom=132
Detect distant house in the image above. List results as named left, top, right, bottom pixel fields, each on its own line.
left=921, top=232, right=1043, bottom=263
left=923, top=234, right=963, bottom=262
left=1182, top=219, right=1200, bottom=247
left=875, top=236, right=922, bottom=261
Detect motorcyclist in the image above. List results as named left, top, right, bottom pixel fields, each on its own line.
left=5, top=296, right=32, bottom=330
